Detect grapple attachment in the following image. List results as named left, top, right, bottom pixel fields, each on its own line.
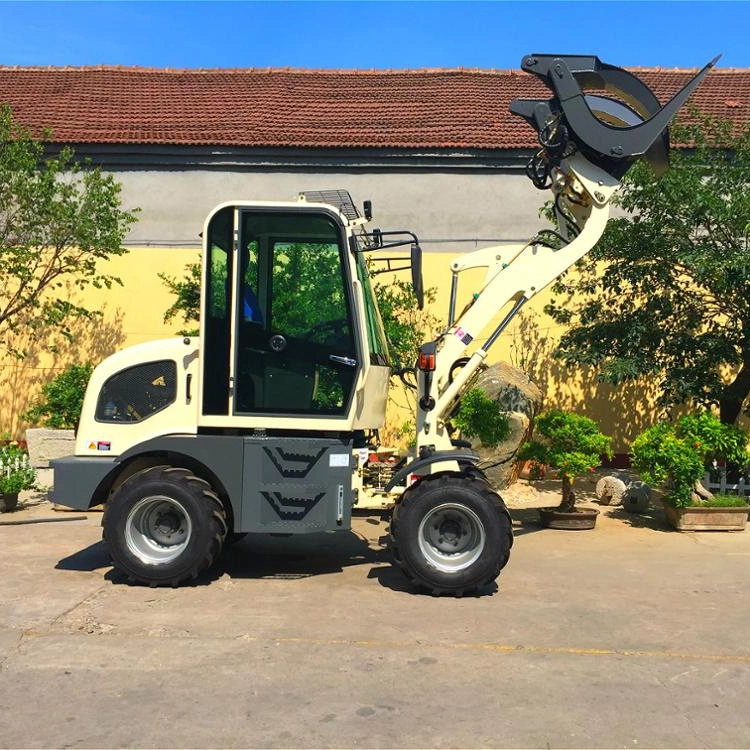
left=511, top=53, right=719, bottom=182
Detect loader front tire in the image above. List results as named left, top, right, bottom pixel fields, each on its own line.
left=390, top=474, right=513, bottom=596
left=103, top=465, right=227, bottom=587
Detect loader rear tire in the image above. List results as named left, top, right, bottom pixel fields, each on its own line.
left=103, top=465, right=227, bottom=587
left=390, top=473, right=513, bottom=596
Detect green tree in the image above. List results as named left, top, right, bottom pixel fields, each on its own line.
left=545, top=117, right=750, bottom=423
left=0, top=105, right=138, bottom=353
left=518, top=409, right=613, bottom=511
left=22, top=362, right=94, bottom=429
left=372, top=276, right=438, bottom=372
left=159, top=261, right=201, bottom=336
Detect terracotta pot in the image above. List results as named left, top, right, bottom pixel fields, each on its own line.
left=663, top=501, right=748, bottom=531
left=538, top=507, right=599, bottom=530
left=0, top=492, right=19, bottom=513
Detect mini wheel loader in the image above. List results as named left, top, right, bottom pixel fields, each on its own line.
left=51, top=54, right=717, bottom=594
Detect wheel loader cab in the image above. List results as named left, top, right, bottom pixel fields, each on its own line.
left=199, top=201, right=391, bottom=431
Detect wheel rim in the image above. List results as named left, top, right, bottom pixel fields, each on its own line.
left=417, top=503, right=486, bottom=573
left=125, top=495, right=192, bottom=565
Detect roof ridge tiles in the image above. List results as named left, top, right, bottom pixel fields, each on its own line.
left=0, top=64, right=525, bottom=75
left=0, top=63, right=744, bottom=75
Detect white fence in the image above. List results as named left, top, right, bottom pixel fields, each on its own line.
left=704, top=469, right=750, bottom=497
left=0, top=453, right=31, bottom=478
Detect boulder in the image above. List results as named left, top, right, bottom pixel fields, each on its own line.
left=595, top=476, right=627, bottom=506
left=25, top=427, right=75, bottom=469
left=622, top=481, right=652, bottom=513
left=469, top=362, right=543, bottom=490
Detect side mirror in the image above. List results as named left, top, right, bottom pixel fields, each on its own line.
left=411, top=243, right=424, bottom=310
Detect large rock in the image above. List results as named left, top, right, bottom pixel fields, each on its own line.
left=596, top=476, right=627, bottom=506
left=622, top=481, right=652, bottom=513
left=25, top=427, right=75, bottom=468
left=469, top=362, right=543, bottom=490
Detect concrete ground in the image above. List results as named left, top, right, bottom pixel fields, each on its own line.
left=2, top=476, right=750, bottom=749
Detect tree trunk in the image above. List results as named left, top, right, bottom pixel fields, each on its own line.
left=691, top=480, right=714, bottom=504
left=719, top=356, right=750, bottom=424
left=559, top=475, right=576, bottom=512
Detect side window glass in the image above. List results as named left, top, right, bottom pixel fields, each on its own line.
left=242, top=241, right=262, bottom=323
left=203, top=206, right=234, bottom=415
left=209, top=246, right=228, bottom=319
left=96, top=361, right=177, bottom=422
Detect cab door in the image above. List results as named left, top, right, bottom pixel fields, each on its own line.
left=233, top=208, right=359, bottom=417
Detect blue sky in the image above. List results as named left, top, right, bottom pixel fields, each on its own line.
left=0, top=1, right=745, bottom=70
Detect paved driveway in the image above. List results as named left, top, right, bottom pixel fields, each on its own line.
left=2, top=489, right=750, bottom=749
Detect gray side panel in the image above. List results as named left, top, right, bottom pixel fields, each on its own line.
left=118, top=435, right=245, bottom=528
left=50, top=456, right=118, bottom=510
left=241, top=436, right=353, bottom=534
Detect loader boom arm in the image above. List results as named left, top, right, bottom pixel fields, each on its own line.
left=414, top=53, right=718, bottom=457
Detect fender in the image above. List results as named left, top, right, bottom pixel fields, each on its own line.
left=384, top=449, right=481, bottom=492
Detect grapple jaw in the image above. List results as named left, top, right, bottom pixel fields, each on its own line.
left=511, top=53, right=719, bottom=182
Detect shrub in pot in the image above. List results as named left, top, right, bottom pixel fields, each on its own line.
left=630, top=413, right=750, bottom=530
left=518, top=409, right=613, bottom=528
left=0, top=439, right=37, bottom=512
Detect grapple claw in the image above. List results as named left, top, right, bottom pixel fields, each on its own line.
left=512, top=53, right=720, bottom=180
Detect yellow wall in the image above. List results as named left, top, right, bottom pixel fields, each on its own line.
left=2, top=246, right=662, bottom=451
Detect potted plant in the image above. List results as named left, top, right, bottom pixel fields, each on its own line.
left=23, top=363, right=93, bottom=468
left=518, top=409, right=613, bottom=529
left=630, top=413, right=750, bottom=531
left=0, top=438, right=37, bottom=512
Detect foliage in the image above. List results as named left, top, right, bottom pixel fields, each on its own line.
left=0, top=440, right=36, bottom=494
left=518, top=409, right=613, bottom=510
left=372, top=276, right=438, bottom=372
left=159, top=261, right=201, bottom=336
left=452, top=388, right=511, bottom=448
left=0, top=105, right=138, bottom=354
left=22, top=363, right=94, bottom=429
left=630, top=412, right=749, bottom=507
left=544, top=116, right=750, bottom=424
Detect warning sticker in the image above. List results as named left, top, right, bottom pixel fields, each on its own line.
left=97, top=441, right=111, bottom=452
left=453, top=327, right=474, bottom=346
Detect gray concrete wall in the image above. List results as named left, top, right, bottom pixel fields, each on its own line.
left=116, top=169, right=544, bottom=252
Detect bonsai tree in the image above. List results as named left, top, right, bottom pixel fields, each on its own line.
left=518, top=409, right=613, bottom=512
left=22, top=363, right=94, bottom=429
left=630, top=412, right=749, bottom=507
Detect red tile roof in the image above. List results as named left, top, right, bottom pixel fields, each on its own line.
left=0, top=65, right=748, bottom=150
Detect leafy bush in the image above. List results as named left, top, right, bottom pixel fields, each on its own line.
left=630, top=413, right=749, bottom=507
left=23, top=363, right=94, bottom=429
left=453, top=388, right=511, bottom=449
left=0, top=441, right=36, bottom=494
left=518, top=409, right=613, bottom=511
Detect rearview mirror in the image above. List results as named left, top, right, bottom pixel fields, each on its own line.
left=411, top=243, right=424, bottom=310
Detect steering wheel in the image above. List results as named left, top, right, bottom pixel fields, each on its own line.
left=306, top=318, right=350, bottom=344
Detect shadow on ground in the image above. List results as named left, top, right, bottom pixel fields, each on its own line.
left=607, top=504, right=673, bottom=532
left=54, top=521, right=500, bottom=597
